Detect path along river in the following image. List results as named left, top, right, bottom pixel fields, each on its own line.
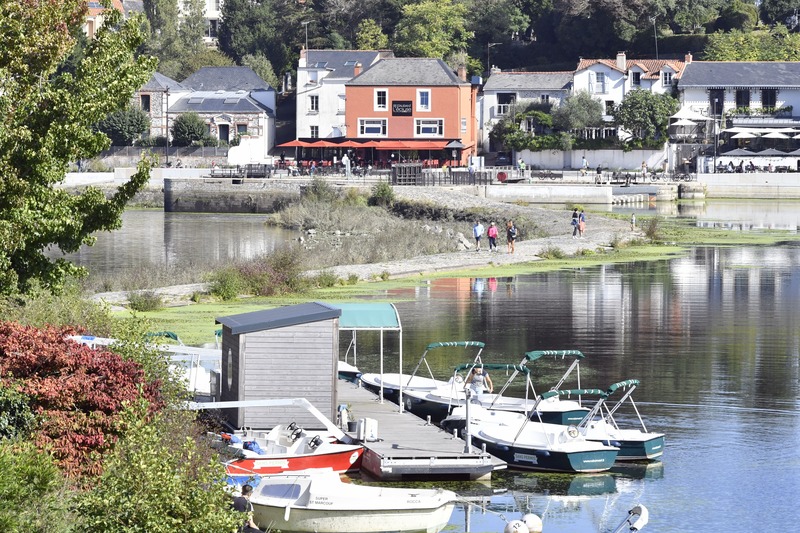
left=58, top=200, right=800, bottom=532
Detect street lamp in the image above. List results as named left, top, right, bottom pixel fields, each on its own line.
left=487, top=42, right=500, bottom=76
left=649, top=16, right=658, bottom=59
left=713, top=98, right=719, bottom=172
left=164, top=87, right=170, bottom=167
left=301, top=21, right=311, bottom=51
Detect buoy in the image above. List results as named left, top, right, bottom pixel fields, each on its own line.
left=522, top=513, right=543, bottom=533
left=503, top=520, right=529, bottom=533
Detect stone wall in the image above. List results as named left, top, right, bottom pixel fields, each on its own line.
left=163, top=178, right=301, bottom=213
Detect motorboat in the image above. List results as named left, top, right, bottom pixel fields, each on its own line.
left=249, top=469, right=457, bottom=533
left=213, top=422, right=364, bottom=484
left=451, top=399, right=618, bottom=473
left=359, top=340, right=485, bottom=402
left=566, top=379, right=665, bottom=461
left=408, top=349, right=593, bottom=425
left=337, top=359, right=362, bottom=383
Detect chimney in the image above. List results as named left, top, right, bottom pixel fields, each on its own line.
left=685, top=52, right=693, bottom=64
left=616, top=51, right=626, bottom=71
left=299, top=48, right=307, bottom=68
left=353, top=62, right=362, bottom=77
left=457, top=64, right=467, bottom=82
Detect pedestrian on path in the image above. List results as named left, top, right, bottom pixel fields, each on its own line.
left=487, top=222, right=499, bottom=252
left=571, top=208, right=579, bottom=239
left=473, top=220, right=485, bottom=251
left=631, top=212, right=636, bottom=231
left=580, top=156, right=588, bottom=176
left=578, top=210, right=587, bottom=238
left=506, top=220, right=517, bottom=253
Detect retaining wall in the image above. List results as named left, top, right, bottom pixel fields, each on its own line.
left=698, top=172, right=800, bottom=198
left=163, top=178, right=301, bottom=213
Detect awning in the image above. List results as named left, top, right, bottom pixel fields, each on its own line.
left=672, top=106, right=711, bottom=121
left=278, top=139, right=314, bottom=147
left=330, top=303, right=402, bottom=330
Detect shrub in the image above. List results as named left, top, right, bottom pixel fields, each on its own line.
left=539, top=246, right=566, bottom=259
left=0, top=385, right=36, bottom=440
left=207, top=268, right=245, bottom=301
left=645, top=217, right=662, bottom=240
left=127, top=290, right=163, bottom=312
left=95, top=106, right=150, bottom=146
left=171, top=112, right=211, bottom=147
left=347, top=274, right=359, bottom=285
left=314, top=271, right=339, bottom=288
left=380, top=270, right=390, bottom=281
left=369, top=180, right=395, bottom=207
left=304, top=177, right=338, bottom=203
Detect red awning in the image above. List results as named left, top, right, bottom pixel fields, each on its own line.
left=307, top=140, right=339, bottom=147
left=356, top=140, right=448, bottom=150
left=400, top=140, right=448, bottom=150
left=278, top=139, right=313, bottom=147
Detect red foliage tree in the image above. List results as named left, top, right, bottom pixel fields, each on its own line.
left=0, top=322, right=163, bottom=478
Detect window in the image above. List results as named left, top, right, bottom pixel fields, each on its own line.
left=237, top=124, right=248, bottom=135
left=207, top=19, right=218, bottom=38
left=417, top=89, right=431, bottom=111
left=337, top=94, right=345, bottom=114
left=594, top=73, right=606, bottom=94
left=374, top=89, right=388, bottom=111
left=631, top=71, right=641, bottom=86
left=308, top=95, right=319, bottom=113
left=662, top=72, right=673, bottom=86
left=310, top=126, right=319, bottom=138
left=359, top=118, right=387, bottom=137
left=540, top=94, right=550, bottom=104
left=762, top=89, right=777, bottom=109
left=605, top=101, right=615, bottom=115
left=140, top=94, right=150, bottom=112
left=461, top=117, right=467, bottom=133
left=735, top=89, right=750, bottom=109
left=415, top=119, right=444, bottom=137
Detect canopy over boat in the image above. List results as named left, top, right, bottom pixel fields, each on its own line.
left=607, top=379, right=640, bottom=395
left=523, top=349, right=585, bottom=363
left=453, top=362, right=530, bottom=374
left=427, top=340, right=485, bottom=350
left=541, top=388, right=607, bottom=400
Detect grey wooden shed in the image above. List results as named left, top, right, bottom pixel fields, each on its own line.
left=216, top=302, right=341, bottom=429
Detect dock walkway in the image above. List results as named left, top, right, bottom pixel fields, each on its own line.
left=337, top=381, right=505, bottom=481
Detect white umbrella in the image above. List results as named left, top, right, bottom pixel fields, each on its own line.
left=792, top=134, right=800, bottom=139
left=671, top=106, right=710, bottom=121
left=731, top=132, right=759, bottom=139
left=672, top=118, right=697, bottom=126
left=763, top=131, right=790, bottom=139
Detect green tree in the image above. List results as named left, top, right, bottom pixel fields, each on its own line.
left=467, top=0, right=529, bottom=55
left=669, top=0, right=725, bottom=34
left=393, top=0, right=472, bottom=58
left=613, top=90, right=679, bottom=143
left=143, top=0, right=208, bottom=79
left=0, top=0, right=155, bottom=295
left=704, top=26, right=800, bottom=60
left=356, top=18, right=389, bottom=49
left=241, top=52, right=280, bottom=88
left=552, top=91, right=604, bottom=132
left=759, top=0, right=796, bottom=25
left=177, top=48, right=236, bottom=81
left=76, top=404, right=241, bottom=533
left=712, top=0, right=759, bottom=32
left=171, top=112, right=210, bottom=146
left=0, top=385, right=35, bottom=440
left=96, top=106, right=151, bottom=146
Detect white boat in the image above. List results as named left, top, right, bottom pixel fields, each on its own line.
left=359, top=340, right=485, bottom=401
left=449, top=400, right=618, bottom=473
left=249, top=469, right=457, bottom=533
left=408, top=350, right=592, bottom=425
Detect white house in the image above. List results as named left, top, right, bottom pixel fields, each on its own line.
left=479, top=70, right=573, bottom=151
left=295, top=49, right=394, bottom=139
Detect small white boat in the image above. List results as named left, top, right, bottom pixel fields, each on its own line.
left=359, top=340, right=485, bottom=401
left=249, top=469, right=457, bottom=533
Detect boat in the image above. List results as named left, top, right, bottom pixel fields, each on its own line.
left=565, top=379, right=665, bottom=461
left=451, top=399, right=619, bottom=473
left=337, top=359, right=362, bottom=383
left=248, top=469, right=457, bottom=533
left=212, top=422, right=364, bottom=484
left=359, top=340, right=485, bottom=401
left=408, top=350, right=592, bottom=425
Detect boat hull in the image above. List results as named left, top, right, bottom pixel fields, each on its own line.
left=252, top=503, right=455, bottom=533
left=473, top=434, right=618, bottom=473
left=589, top=434, right=665, bottom=461
left=226, top=445, right=363, bottom=478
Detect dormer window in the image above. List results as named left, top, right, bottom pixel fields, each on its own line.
left=631, top=71, right=641, bottom=86
left=662, top=72, right=673, bottom=86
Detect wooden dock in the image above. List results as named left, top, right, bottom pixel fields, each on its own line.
left=337, top=381, right=506, bottom=481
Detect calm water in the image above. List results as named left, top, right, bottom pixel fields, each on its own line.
left=62, top=203, right=800, bottom=532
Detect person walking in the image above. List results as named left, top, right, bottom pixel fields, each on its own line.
left=506, top=220, right=517, bottom=253
left=580, top=156, right=588, bottom=176
left=630, top=212, right=636, bottom=231
left=487, top=222, right=499, bottom=252
left=473, top=220, right=485, bottom=251
left=571, top=208, right=579, bottom=239
left=578, top=209, right=587, bottom=238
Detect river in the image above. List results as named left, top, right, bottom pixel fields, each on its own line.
left=59, top=202, right=800, bottom=532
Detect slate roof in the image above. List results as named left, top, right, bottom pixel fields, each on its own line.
left=304, top=50, right=394, bottom=79
left=347, top=58, right=469, bottom=86
left=217, top=302, right=341, bottom=335
left=680, top=62, right=800, bottom=88
left=483, top=72, right=573, bottom=91
left=577, top=58, right=686, bottom=80
left=140, top=72, right=185, bottom=92
left=181, top=67, right=274, bottom=92
left=169, top=91, right=274, bottom=116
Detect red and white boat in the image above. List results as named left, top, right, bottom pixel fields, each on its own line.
left=215, top=422, right=364, bottom=481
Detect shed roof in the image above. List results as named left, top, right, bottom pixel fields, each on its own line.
left=216, top=302, right=341, bottom=335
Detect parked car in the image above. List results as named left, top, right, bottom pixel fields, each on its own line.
left=495, top=152, right=511, bottom=166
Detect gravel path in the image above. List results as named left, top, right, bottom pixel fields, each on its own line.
left=92, top=187, right=637, bottom=306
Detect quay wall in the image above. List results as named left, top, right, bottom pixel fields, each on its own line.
left=698, top=173, right=800, bottom=199
left=163, top=178, right=301, bottom=213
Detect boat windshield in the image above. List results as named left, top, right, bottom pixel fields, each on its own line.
left=260, top=483, right=303, bottom=500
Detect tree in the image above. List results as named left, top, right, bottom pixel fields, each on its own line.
left=95, top=106, right=151, bottom=146
left=242, top=53, right=281, bottom=89
left=712, top=0, right=759, bottom=32
left=759, top=0, right=796, bottom=25
left=393, top=0, right=472, bottom=58
left=176, top=48, right=236, bottom=81
left=552, top=91, right=604, bottom=132
left=356, top=19, right=389, bottom=49
left=75, top=404, right=241, bottom=533
left=0, top=0, right=155, bottom=295
left=704, top=26, right=800, bottom=60
left=143, top=0, right=208, bottom=79
left=467, top=0, right=529, bottom=55
left=613, top=90, right=679, bottom=144
left=171, top=112, right=210, bottom=146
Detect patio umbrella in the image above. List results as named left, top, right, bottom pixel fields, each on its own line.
left=671, top=106, right=709, bottom=121
left=278, top=139, right=313, bottom=147
left=731, top=132, right=759, bottom=139
left=762, top=131, right=790, bottom=139
left=758, top=148, right=787, bottom=155
left=672, top=118, right=697, bottom=126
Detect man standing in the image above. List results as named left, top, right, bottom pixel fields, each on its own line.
left=232, top=484, right=262, bottom=532
left=472, top=220, right=485, bottom=252
left=342, top=152, right=351, bottom=178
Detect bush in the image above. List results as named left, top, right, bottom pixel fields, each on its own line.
left=207, top=268, right=245, bottom=301
left=369, top=181, right=395, bottom=207
left=645, top=217, right=662, bottom=240
left=95, top=106, right=150, bottom=146
left=127, top=290, right=163, bottom=312
left=540, top=246, right=566, bottom=259
left=347, top=274, right=359, bottom=285
left=314, top=271, right=339, bottom=288
left=0, top=385, right=36, bottom=440
left=171, top=112, right=211, bottom=147
left=304, top=177, right=338, bottom=203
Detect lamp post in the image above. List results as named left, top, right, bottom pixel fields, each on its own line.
left=649, top=16, right=658, bottom=60
left=164, top=87, right=170, bottom=167
left=713, top=98, right=719, bottom=172
left=487, top=42, right=500, bottom=76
